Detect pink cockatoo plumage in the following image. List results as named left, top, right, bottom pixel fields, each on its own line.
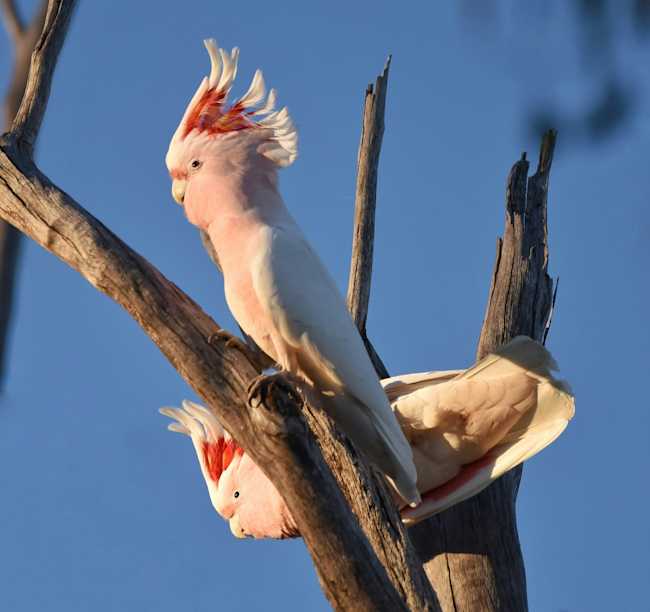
left=161, top=336, right=575, bottom=538
left=165, top=39, right=419, bottom=506
left=160, top=401, right=298, bottom=539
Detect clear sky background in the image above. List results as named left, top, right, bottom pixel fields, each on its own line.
left=1, top=1, right=648, bottom=610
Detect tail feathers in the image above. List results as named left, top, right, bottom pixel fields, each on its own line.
left=384, top=471, right=421, bottom=508
left=400, top=413, right=571, bottom=525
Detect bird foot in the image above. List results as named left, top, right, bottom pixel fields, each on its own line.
left=247, top=372, right=306, bottom=436
left=208, top=329, right=250, bottom=355
left=247, top=372, right=302, bottom=410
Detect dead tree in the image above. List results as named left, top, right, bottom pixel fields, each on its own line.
left=409, top=136, right=556, bottom=611
left=0, top=1, right=558, bottom=609
left=0, top=0, right=48, bottom=389
left=345, top=44, right=557, bottom=612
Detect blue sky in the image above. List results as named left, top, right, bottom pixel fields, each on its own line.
left=1, top=1, right=648, bottom=610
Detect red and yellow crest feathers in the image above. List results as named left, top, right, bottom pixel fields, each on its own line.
left=166, top=39, right=297, bottom=168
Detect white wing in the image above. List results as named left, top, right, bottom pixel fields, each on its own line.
left=391, top=337, right=574, bottom=524
left=251, top=225, right=419, bottom=504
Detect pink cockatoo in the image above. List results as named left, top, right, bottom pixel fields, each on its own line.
left=160, top=336, right=574, bottom=538
left=165, top=39, right=419, bottom=506
left=160, top=401, right=298, bottom=539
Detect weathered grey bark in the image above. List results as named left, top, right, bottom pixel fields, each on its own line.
left=0, top=2, right=440, bottom=610
left=0, top=0, right=48, bottom=389
left=1, top=1, right=563, bottom=609
left=409, top=132, right=557, bottom=611
left=346, top=58, right=390, bottom=379
left=342, top=57, right=559, bottom=609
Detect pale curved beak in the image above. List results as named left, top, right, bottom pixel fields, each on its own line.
left=229, top=515, right=247, bottom=539
left=171, top=179, right=186, bottom=205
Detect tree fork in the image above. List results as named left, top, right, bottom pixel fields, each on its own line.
left=340, top=37, right=559, bottom=610
left=409, top=131, right=557, bottom=611
left=0, top=1, right=440, bottom=609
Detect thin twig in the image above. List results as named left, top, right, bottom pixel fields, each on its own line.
left=8, top=0, right=77, bottom=156
left=346, top=57, right=391, bottom=378
left=347, top=56, right=390, bottom=329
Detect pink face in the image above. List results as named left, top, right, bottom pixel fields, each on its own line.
left=213, top=452, right=294, bottom=539
left=169, top=147, right=223, bottom=229
left=167, top=130, right=273, bottom=230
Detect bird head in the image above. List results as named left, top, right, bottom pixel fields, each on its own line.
left=160, top=401, right=295, bottom=539
left=165, top=39, right=298, bottom=228
left=214, top=450, right=296, bottom=539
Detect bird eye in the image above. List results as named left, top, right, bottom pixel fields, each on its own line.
left=233, top=491, right=240, bottom=499
left=190, top=159, right=202, bottom=170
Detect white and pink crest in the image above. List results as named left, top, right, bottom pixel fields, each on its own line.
left=166, top=39, right=298, bottom=170
left=159, top=400, right=244, bottom=511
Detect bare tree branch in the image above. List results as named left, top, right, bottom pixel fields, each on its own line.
left=2, top=4, right=45, bottom=125
left=0, top=3, right=440, bottom=609
left=0, top=0, right=50, bottom=390
left=3, top=0, right=49, bottom=130
left=346, top=57, right=391, bottom=378
left=410, top=131, right=557, bottom=611
left=1, top=0, right=23, bottom=43
left=7, top=0, right=73, bottom=155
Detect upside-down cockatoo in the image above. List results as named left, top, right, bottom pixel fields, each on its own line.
left=165, top=39, right=419, bottom=505
left=160, top=336, right=574, bottom=539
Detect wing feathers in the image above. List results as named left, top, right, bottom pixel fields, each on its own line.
left=251, top=225, right=419, bottom=504
left=389, top=337, right=574, bottom=522
left=401, top=414, right=570, bottom=525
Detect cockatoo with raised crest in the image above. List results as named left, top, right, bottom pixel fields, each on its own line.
left=165, top=39, right=419, bottom=506
left=161, top=336, right=574, bottom=539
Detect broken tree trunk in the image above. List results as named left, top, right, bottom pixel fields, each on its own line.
left=341, top=45, right=559, bottom=610
left=409, top=132, right=557, bottom=611
left=346, top=57, right=391, bottom=379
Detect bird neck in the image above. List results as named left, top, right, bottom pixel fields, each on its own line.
left=204, top=170, right=292, bottom=269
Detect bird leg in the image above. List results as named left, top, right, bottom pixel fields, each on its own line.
left=246, top=372, right=309, bottom=437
